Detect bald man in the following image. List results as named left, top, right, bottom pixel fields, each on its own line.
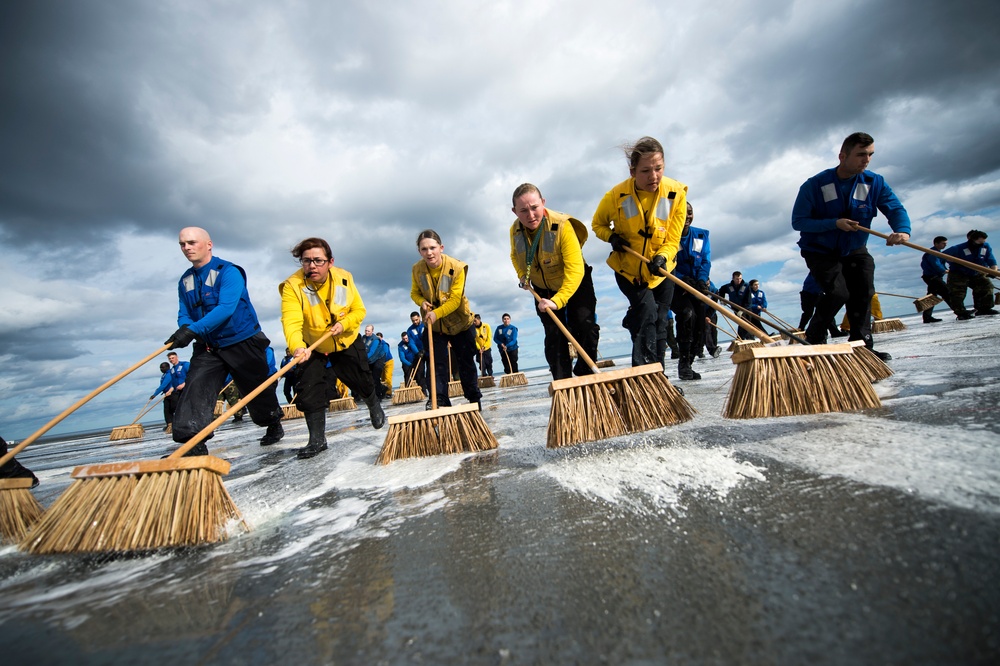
left=165, top=227, right=284, bottom=455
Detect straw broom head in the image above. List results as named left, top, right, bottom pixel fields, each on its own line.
left=848, top=341, right=893, bottom=382
left=913, top=294, right=942, bottom=312
left=376, top=403, right=498, bottom=464
left=329, top=397, right=357, bottom=412
left=391, top=385, right=425, bottom=405
left=478, top=375, right=496, bottom=388
left=872, top=318, right=906, bottom=333
left=0, top=479, right=44, bottom=543
left=108, top=424, right=145, bottom=441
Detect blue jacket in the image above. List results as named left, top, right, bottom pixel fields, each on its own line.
left=944, top=240, right=997, bottom=277
left=364, top=334, right=386, bottom=363
left=494, top=324, right=518, bottom=351
left=168, top=361, right=189, bottom=389
left=398, top=340, right=418, bottom=367
left=406, top=322, right=425, bottom=355
left=792, top=168, right=911, bottom=256
left=153, top=371, right=172, bottom=397
left=674, top=226, right=711, bottom=282
left=265, top=346, right=276, bottom=375
left=718, top=280, right=751, bottom=307
left=801, top=273, right=824, bottom=295
left=380, top=338, right=392, bottom=361
left=177, top=257, right=262, bottom=348
left=748, top=289, right=768, bottom=314
left=921, top=253, right=948, bottom=278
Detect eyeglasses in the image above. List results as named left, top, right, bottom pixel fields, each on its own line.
left=300, top=258, right=329, bottom=267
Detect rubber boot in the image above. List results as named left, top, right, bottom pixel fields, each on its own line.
left=297, top=411, right=329, bottom=459
left=363, top=390, right=386, bottom=429
left=678, top=356, right=701, bottom=381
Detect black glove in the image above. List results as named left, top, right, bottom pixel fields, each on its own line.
left=649, top=254, right=667, bottom=275
left=416, top=351, right=425, bottom=359
left=165, top=325, right=196, bottom=349
left=608, top=233, right=628, bottom=253
left=149, top=395, right=157, bottom=401
left=697, top=280, right=711, bottom=294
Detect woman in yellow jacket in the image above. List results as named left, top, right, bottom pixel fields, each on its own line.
left=411, top=229, right=482, bottom=409
left=592, top=136, right=687, bottom=369
left=280, top=237, right=385, bottom=459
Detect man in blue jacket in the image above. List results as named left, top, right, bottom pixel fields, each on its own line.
left=406, top=312, right=428, bottom=396
left=718, top=271, right=753, bottom=339
left=943, top=230, right=998, bottom=318
left=493, top=314, right=519, bottom=374
left=165, top=227, right=284, bottom=455
left=671, top=202, right=711, bottom=380
left=792, top=132, right=911, bottom=361
left=920, top=236, right=961, bottom=323
left=362, top=324, right=388, bottom=399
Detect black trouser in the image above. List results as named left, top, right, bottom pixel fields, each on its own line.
left=476, top=348, right=494, bottom=376
left=801, top=249, right=876, bottom=345
left=703, top=306, right=718, bottom=354
left=162, top=390, right=179, bottom=424
left=498, top=347, right=519, bottom=374
left=295, top=336, right=374, bottom=413
left=921, top=274, right=958, bottom=319
left=671, top=285, right=705, bottom=361
left=799, top=291, right=842, bottom=335
left=533, top=265, right=600, bottom=380
left=172, top=332, right=283, bottom=444
left=947, top=272, right=994, bottom=314
left=368, top=357, right=386, bottom=399
left=425, top=324, right=481, bottom=406
left=615, top=272, right=674, bottom=368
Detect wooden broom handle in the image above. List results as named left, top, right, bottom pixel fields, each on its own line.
left=876, top=291, right=923, bottom=301
left=857, top=227, right=1000, bottom=278
left=0, top=343, right=173, bottom=467
left=130, top=394, right=167, bottom=425
left=526, top=285, right=600, bottom=373
left=425, top=311, right=437, bottom=410
left=760, top=307, right=797, bottom=332
left=622, top=247, right=776, bottom=343
left=168, top=330, right=335, bottom=458
left=404, top=354, right=423, bottom=389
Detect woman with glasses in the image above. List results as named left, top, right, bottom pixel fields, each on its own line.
left=410, top=229, right=482, bottom=409
left=279, top=237, right=385, bottom=459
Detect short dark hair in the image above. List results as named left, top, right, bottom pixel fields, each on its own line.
left=410, top=311, right=419, bottom=318
left=732, top=271, right=742, bottom=277
left=968, top=229, right=988, bottom=241
left=502, top=313, right=511, bottom=319
left=933, top=236, right=948, bottom=244
left=159, top=362, right=170, bottom=372
left=291, top=237, right=332, bottom=260
left=840, top=132, right=875, bottom=155
left=401, top=331, right=408, bottom=338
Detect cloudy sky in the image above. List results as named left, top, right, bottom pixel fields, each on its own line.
left=2, top=0, right=998, bottom=439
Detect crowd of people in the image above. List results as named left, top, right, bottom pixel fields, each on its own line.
left=6, top=132, right=996, bottom=480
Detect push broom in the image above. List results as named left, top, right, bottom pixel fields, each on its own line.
left=446, top=342, right=464, bottom=397
left=20, top=333, right=332, bottom=555
left=1, top=343, right=172, bottom=543
left=624, top=248, right=881, bottom=419
left=526, top=286, right=694, bottom=448
left=391, top=355, right=426, bottom=405
left=877, top=291, right=942, bottom=314
left=109, top=395, right=166, bottom=441
left=498, top=347, right=528, bottom=388
left=858, top=227, right=1000, bottom=279
left=595, top=352, right=615, bottom=368
left=213, top=380, right=235, bottom=417
left=477, top=350, right=496, bottom=388
left=376, top=318, right=498, bottom=464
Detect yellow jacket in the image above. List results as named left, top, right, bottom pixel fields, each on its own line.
left=509, top=209, right=588, bottom=309
left=411, top=254, right=475, bottom=336
left=280, top=266, right=365, bottom=354
left=475, top=322, right=492, bottom=351
left=592, top=176, right=687, bottom=286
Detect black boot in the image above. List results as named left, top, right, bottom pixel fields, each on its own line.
left=364, top=390, right=386, bottom=429
left=678, top=356, right=701, bottom=381
left=259, top=422, right=284, bottom=446
left=297, top=411, right=329, bottom=459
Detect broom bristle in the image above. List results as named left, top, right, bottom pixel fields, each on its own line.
left=109, top=424, right=145, bottom=441
left=723, top=344, right=881, bottom=419
left=20, top=457, right=247, bottom=555
left=329, top=397, right=357, bottom=412
left=447, top=380, right=464, bottom=397
left=546, top=364, right=694, bottom=448
left=499, top=372, right=529, bottom=388
left=213, top=400, right=226, bottom=416
left=913, top=294, right=942, bottom=312
left=376, top=403, right=498, bottom=464
left=478, top=376, right=496, bottom=388
left=282, top=404, right=304, bottom=420
left=0, top=480, right=44, bottom=543
left=729, top=339, right=764, bottom=352
left=848, top=341, right=894, bottom=382
left=595, top=359, right=616, bottom=368
left=872, top=318, right=906, bottom=334
left=391, top=385, right=425, bottom=405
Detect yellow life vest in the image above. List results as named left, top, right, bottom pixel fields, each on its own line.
left=412, top=255, right=475, bottom=336
left=510, top=209, right=588, bottom=297
left=279, top=266, right=365, bottom=354
left=592, top=176, right=687, bottom=286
